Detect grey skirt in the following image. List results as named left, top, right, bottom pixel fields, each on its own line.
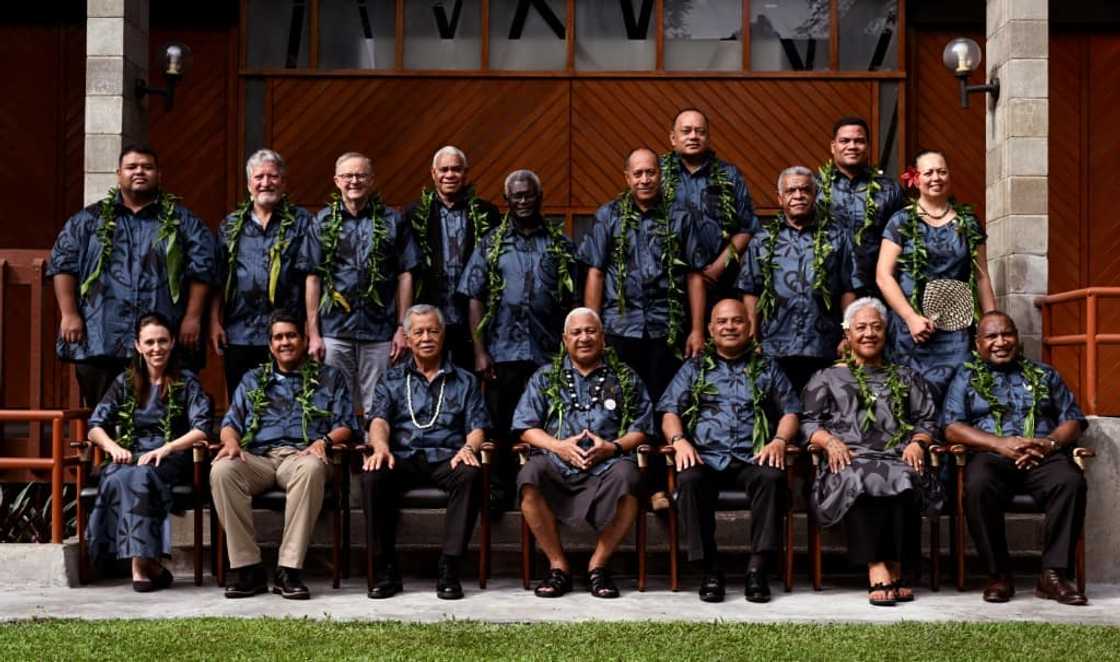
left=518, top=455, right=640, bottom=532
left=812, top=449, right=944, bottom=528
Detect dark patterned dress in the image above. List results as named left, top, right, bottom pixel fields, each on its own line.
left=801, top=364, right=942, bottom=529
left=86, top=371, right=212, bottom=562
left=881, top=210, right=986, bottom=400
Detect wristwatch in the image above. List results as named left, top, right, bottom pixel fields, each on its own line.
left=669, top=434, right=685, bottom=445
left=1045, top=437, right=1059, bottom=452
left=611, top=440, right=624, bottom=457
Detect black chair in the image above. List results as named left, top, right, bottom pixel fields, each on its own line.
left=212, top=442, right=350, bottom=589
left=74, top=440, right=210, bottom=586
left=807, top=444, right=946, bottom=592
left=359, top=442, right=495, bottom=591
left=947, top=444, right=1095, bottom=594
left=513, top=443, right=650, bottom=592
left=661, top=444, right=801, bottom=592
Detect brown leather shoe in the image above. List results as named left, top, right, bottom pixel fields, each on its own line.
left=982, top=575, right=1015, bottom=603
left=1035, top=569, right=1088, bottom=606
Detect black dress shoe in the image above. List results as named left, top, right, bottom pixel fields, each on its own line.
left=272, top=566, right=311, bottom=600
left=983, top=575, right=1015, bottom=603
left=225, top=564, right=269, bottom=599
left=745, top=570, right=771, bottom=603
left=368, top=566, right=403, bottom=599
left=699, top=573, right=726, bottom=603
left=436, top=556, right=464, bottom=600
left=1036, top=569, right=1087, bottom=606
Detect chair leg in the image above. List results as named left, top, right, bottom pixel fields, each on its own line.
left=521, top=514, right=533, bottom=590
left=637, top=503, right=647, bottom=593
left=784, top=510, right=794, bottom=593
left=331, top=507, right=341, bottom=589
left=341, top=464, right=351, bottom=580
left=210, top=510, right=219, bottom=578
left=668, top=507, right=679, bottom=592
left=955, top=466, right=967, bottom=592
left=1076, top=530, right=1086, bottom=595
left=479, top=465, right=491, bottom=590
left=76, top=473, right=89, bottom=585
left=930, top=512, right=940, bottom=592
left=810, top=519, right=822, bottom=591
left=216, top=523, right=227, bottom=588
left=193, top=503, right=203, bottom=587
left=367, top=535, right=375, bottom=594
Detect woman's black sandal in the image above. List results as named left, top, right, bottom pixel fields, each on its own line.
left=534, top=568, right=572, bottom=598
left=868, top=582, right=897, bottom=607
left=891, top=580, right=914, bottom=602
left=588, top=567, right=620, bottom=599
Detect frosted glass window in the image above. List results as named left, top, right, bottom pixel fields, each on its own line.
left=839, top=0, right=899, bottom=71
left=246, top=0, right=309, bottom=68
left=575, top=0, right=655, bottom=71
left=878, top=82, right=900, bottom=176
left=489, top=0, right=568, bottom=70
left=750, top=0, right=830, bottom=71
left=319, top=0, right=395, bottom=69
left=664, top=0, right=742, bottom=71
left=404, top=0, right=482, bottom=70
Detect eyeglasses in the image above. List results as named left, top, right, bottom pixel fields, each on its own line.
left=335, top=173, right=371, bottom=182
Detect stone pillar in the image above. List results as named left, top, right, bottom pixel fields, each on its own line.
left=84, top=0, right=149, bottom=205
left=984, top=0, right=1048, bottom=359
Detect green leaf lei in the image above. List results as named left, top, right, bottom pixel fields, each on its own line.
left=660, top=151, right=739, bottom=264
left=240, top=360, right=331, bottom=448
left=223, top=197, right=298, bottom=303
left=683, top=339, right=771, bottom=455
left=114, top=368, right=184, bottom=450
left=316, top=192, right=390, bottom=313
left=964, top=352, right=1050, bottom=438
left=81, top=188, right=184, bottom=302
left=755, top=213, right=834, bottom=320
left=475, top=214, right=575, bottom=337
left=900, top=200, right=984, bottom=321
left=817, top=160, right=883, bottom=247
left=845, top=357, right=915, bottom=450
left=542, top=346, right=636, bottom=438
left=612, top=191, right=685, bottom=349
left=410, top=186, right=493, bottom=298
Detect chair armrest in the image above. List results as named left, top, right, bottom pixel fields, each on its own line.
left=928, top=444, right=945, bottom=468
left=784, top=444, right=801, bottom=459
left=512, top=443, right=531, bottom=465
left=191, top=440, right=209, bottom=463
left=947, top=444, right=968, bottom=466
left=480, top=441, right=496, bottom=465
left=808, top=445, right=824, bottom=466
left=1073, top=447, right=1095, bottom=469
left=636, top=443, right=652, bottom=469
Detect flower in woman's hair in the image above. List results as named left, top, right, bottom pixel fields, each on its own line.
left=900, top=166, right=920, bottom=190
left=841, top=320, right=851, bottom=330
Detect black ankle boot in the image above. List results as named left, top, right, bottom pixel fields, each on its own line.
left=436, top=555, right=464, bottom=600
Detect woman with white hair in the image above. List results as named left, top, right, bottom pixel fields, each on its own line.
left=801, top=297, right=942, bottom=606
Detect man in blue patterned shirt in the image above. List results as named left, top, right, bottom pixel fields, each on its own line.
left=816, top=117, right=904, bottom=295
left=210, top=149, right=312, bottom=395
left=48, top=145, right=215, bottom=407
left=513, top=308, right=654, bottom=598
left=658, top=298, right=801, bottom=603
left=662, top=109, right=759, bottom=307
left=362, top=304, right=491, bottom=601
left=404, top=146, right=501, bottom=370
left=943, top=311, right=1089, bottom=606
left=735, top=166, right=860, bottom=393
left=213, top=310, right=356, bottom=601
left=300, top=152, right=420, bottom=417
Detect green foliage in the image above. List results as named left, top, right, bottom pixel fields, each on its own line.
left=0, top=482, right=76, bottom=543
left=114, top=368, right=138, bottom=451
left=966, top=352, right=1049, bottom=438
left=661, top=151, right=739, bottom=265
left=154, top=192, right=184, bottom=304
left=222, top=199, right=253, bottom=299
left=159, top=378, right=185, bottom=445
left=295, top=361, right=331, bottom=444
left=611, top=192, right=640, bottom=316
left=818, top=160, right=883, bottom=247
left=755, top=218, right=782, bottom=322
left=316, top=193, right=351, bottom=314
left=79, top=188, right=119, bottom=299
left=239, top=361, right=274, bottom=447
left=846, top=358, right=914, bottom=449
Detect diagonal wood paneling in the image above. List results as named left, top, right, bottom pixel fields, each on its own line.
left=571, top=79, right=875, bottom=211
left=907, top=30, right=986, bottom=221
left=269, top=79, right=570, bottom=211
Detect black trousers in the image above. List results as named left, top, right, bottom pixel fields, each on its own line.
left=445, top=325, right=475, bottom=373
left=486, top=361, right=540, bottom=506
left=74, top=358, right=129, bottom=407
left=222, top=344, right=271, bottom=400
left=844, top=493, right=920, bottom=566
left=964, top=451, right=1086, bottom=576
left=777, top=356, right=834, bottom=396
left=676, top=459, right=786, bottom=564
left=361, top=454, right=482, bottom=561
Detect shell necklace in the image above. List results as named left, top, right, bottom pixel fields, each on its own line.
left=406, top=371, right=446, bottom=430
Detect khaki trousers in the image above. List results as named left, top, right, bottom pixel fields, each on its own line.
left=211, top=446, right=331, bottom=569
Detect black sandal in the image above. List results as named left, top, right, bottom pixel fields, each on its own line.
left=891, top=580, right=914, bottom=602
left=588, top=567, right=620, bottom=599
left=534, top=568, right=572, bottom=598
left=868, top=582, right=897, bottom=607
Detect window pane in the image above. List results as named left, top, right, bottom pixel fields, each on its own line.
left=319, top=0, right=395, bottom=69
left=243, top=78, right=267, bottom=163
left=571, top=215, right=594, bottom=246
left=246, top=0, right=309, bottom=68
left=839, top=0, right=899, bottom=71
left=664, top=0, right=742, bottom=71
left=489, top=0, right=568, bottom=70
left=878, top=82, right=900, bottom=177
left=575, top=0, right=655, bottom=71
left=404, top=0, right=482, bottom=70
left=749, top=0, right=830, bottom=71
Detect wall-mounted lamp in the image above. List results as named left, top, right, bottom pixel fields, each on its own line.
left=942, top=37, right=999, bottom=109
left=135, top=42, right=192, bottom=111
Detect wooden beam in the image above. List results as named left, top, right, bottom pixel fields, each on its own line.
left=481, top=0, right=490, bottom=70
left=829, top=0, right=839, bottom=71
left=742, top=0, right=751, bottom=71
left=655, top=0, right=664, bottom=71
left=308, top=0, right=320, bottom=68
left=395, top=0, right=405, bottom=70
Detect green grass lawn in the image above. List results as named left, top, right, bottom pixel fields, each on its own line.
left=2, top=620, right=1118, bottom=661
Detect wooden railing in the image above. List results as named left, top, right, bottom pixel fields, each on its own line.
left=1037, top=287, right=1120, bottom=416
left=0, top=409, right=87, bottom=543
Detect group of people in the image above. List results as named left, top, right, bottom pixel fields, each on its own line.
left=50, top=109, right=1090, bottom=608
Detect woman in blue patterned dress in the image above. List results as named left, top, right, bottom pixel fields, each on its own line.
left=86, top=312, right=212, bottom=591
left=876, top=151, right=996, bottom=401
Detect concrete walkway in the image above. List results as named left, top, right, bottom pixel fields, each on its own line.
left=3, top=578, right=1119, bottom=625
